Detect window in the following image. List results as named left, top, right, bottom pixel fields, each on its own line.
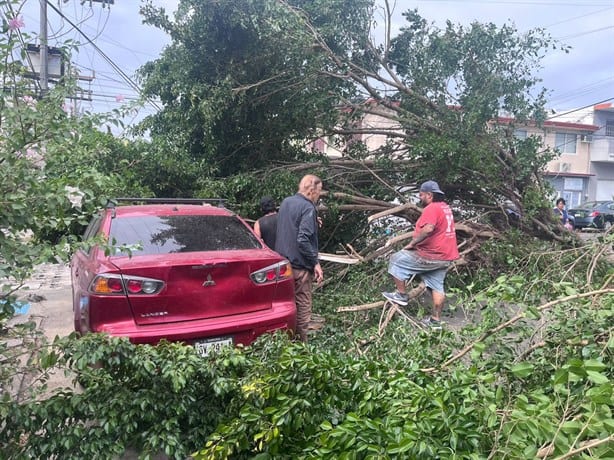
left=562, top=178, right=583, bottom=208
left=82, top=214, right=102, bottom=255
left=109, top=215, right=261, bottom=255
left=514, top=129, right=527, bottom=140
left=555, top=132, right=577, bottom=154
left=606, top=120, right=614, bottom=137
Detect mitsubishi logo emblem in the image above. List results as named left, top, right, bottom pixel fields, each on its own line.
left=202, top=274, right=216, bottom=287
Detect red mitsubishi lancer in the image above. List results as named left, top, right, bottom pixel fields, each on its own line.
left=71, top=198, right=296, bottom=355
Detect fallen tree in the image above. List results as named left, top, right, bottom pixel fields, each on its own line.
left=138, top=0, right=569, bottom=252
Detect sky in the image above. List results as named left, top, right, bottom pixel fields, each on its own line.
left=10, top=0, right=614, bottom=133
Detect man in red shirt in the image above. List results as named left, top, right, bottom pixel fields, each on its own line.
left=382, top=180, right=459, bottom=328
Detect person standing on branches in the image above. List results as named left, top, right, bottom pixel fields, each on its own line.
left=275, top=175, right=324, bottom=342
left=382, top=180, right=459, bottom=329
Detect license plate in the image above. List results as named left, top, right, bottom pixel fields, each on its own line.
left=194, top=337, right=233, bottom=357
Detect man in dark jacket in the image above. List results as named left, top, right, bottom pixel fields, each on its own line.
left=275, top=174, right=323, bottom=342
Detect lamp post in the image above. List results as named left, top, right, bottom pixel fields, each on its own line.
left=39, top=0, right=48, bottom=94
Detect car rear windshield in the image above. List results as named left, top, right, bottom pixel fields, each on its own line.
left=109, top=215, right=261, bottom=255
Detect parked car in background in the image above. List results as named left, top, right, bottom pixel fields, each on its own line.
left=567, top=201, right=614, bottom=230
left=71, top=198, right=296, bottom=356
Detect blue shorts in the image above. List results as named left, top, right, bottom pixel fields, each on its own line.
left=388, top=250, right=452, bottom=294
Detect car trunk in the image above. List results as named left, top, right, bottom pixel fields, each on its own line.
left=110, top=251, right=281, bottom=326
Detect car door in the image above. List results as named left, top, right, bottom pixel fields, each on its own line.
left=71, top=214, right=104, bottom=331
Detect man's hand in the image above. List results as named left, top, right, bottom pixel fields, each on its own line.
left=314, top=263, right=324, bottom=283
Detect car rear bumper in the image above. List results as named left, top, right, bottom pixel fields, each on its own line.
left=572, top=218, right=598, bottom=229
left=92, top=302, right=297, bottom=346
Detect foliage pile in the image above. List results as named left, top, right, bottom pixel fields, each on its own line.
left=1, top=235, right=612, bottom=459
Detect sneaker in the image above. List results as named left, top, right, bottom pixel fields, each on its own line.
left=382, top=291, right=409, bottom=306
left=421, top=317, right=442, bottom=330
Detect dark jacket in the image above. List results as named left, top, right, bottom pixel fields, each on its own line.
left=275, top=193, right=319, bottom=271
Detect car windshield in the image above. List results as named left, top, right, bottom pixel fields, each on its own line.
left=109, top=215, right=261, bottom=255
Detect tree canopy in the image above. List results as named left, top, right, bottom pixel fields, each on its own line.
left=138, top=0, right=373, bottom=177
left=138, top=0, right=560, bottom=213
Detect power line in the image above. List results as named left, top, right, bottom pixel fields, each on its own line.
left=547, top=97, right=614, bottom=120
left=44, top=0, right=161, bottom=111
left=555, top=25, right=614, bottom=40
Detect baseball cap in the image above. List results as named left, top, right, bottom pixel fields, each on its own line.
left=419, top=180, right=444, bottom=195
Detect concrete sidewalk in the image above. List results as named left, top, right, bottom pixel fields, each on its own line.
left=6, top=263, right=75, bottom=397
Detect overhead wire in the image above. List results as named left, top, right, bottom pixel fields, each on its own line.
left=547, top=97, right=614, bottom=120
left=44, top=0, right=161, bottom=111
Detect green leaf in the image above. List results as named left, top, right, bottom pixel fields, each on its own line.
left=320, top=421, right=333, bottom=431
left=553, top=368, right=568, bottom=385
left=586, top=371, right=609, bottom=385
left=388, top=437, right=414, bottom=454
left=525, top=306, right=541, bottom=319
left=560, top=421, right=582, bottom=433
left=510, top=362, right=534, bottom=378
left=583, top=359, right=607, bottom=372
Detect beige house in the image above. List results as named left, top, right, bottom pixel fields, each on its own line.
left=309, top=103, right=404, bottom=159
left=545, top=103, right=614, bottom=205
left=505, top=117, right=600, bottom=207
left=310, top=102, right=614, bottom=207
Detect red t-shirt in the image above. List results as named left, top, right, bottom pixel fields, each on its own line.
left=414, top=202, right=459, bottom=261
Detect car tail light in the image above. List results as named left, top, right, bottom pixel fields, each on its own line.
left=250, top=261, right=293, bottom=285
left=90, top=275, right=164, bottom=295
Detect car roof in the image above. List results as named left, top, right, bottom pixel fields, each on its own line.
left=109, top=204, right=235, bottom=218
left=572, top=201, right=613, bottom=208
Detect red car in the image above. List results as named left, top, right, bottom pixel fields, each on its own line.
left=71, top=198, right=296, bottom=355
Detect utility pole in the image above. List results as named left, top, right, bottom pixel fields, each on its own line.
left=36, top=0, right=113, bottom=98
left=39, top=0, right=48, bottom=95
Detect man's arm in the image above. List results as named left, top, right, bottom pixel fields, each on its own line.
left=297, top=208, right=319, bottom=267
left=405, top=223, right=435, bottom=249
